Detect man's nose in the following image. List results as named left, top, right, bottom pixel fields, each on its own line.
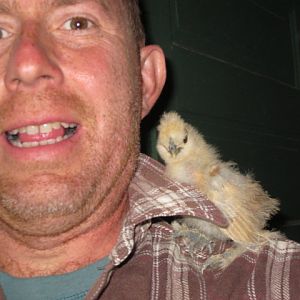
left=4, top=34, right=63, bottom=92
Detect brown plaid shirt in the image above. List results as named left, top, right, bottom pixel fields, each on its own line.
left=1, top=154, right=300, bottom=299
left=85, top=154, right=300, bottom=300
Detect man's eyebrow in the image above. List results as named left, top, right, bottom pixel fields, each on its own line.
left=0, top=0, right=110, bottom=12
left=50, top=0, right=109, bottom=10
left=51, top=0, right=87, bottom=8
left=0, top=0, right=85, bottom=13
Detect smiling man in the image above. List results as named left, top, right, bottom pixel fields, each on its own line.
left=0, top=0, right=157, bottom=248
left=0, top=0, right=166, bottom=296
left=1, top=1, right=300, bottom=300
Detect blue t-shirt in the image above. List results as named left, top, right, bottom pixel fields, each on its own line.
left=0, top=257, right=109, bottom=300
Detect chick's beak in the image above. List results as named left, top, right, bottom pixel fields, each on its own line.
left=168, top=139, right=182, bottom=157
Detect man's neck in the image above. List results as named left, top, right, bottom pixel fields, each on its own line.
left=0, top=195, right=128, bottom=278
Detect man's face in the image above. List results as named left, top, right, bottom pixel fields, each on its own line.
left=0, top=0, right=143, bottom=237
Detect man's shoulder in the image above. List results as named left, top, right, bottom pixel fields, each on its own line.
left=107, top=154, right=300, bottom=299
left=140, top=223, right=300, bottom=299
left=129, top=154, right=228, bottom=226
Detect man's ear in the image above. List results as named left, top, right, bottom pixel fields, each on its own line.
left=140, top=45, right=166, bottom=119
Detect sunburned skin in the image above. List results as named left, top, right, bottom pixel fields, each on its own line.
left=0, top=0, right=166, bottom=277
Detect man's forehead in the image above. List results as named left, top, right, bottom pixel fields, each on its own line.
left=0, top=0, right=111, bottom=13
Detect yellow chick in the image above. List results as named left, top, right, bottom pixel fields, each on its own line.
left=157, top=111, right=281, bottom=271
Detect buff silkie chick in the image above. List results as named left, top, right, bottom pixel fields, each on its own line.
left=156, top=111, right=281, bottom=271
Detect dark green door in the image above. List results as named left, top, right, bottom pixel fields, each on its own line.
left=141, top=0, right=300, bottom=242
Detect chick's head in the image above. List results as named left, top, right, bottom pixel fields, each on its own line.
left=157, top=112, right=195, bottom=163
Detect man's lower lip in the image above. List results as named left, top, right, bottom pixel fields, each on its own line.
left=9, top=134, right=72, bottom=148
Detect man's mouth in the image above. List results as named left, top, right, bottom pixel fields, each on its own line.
left=5, top=122, right=78, bottom=148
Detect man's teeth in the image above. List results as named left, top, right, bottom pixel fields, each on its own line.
left=8, top=122, right=76, bottom=136
left=6, top=122, right=77, bottom=148
left=10, top=136, right=67, bottom=148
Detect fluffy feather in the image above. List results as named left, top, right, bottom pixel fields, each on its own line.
left=157, top=111, right=281, bottom=271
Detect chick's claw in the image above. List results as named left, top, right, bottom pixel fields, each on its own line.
left=201, top=244, right=246, bottom=273
left=172, top=221, right=217, bottom=255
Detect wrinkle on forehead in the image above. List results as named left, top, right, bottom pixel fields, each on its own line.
left=0, top=0, right=110, bottom=14
left=0, top=1, right=14, bottom=13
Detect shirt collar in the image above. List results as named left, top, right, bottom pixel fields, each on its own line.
left=128, top=154, right=228, bottom=226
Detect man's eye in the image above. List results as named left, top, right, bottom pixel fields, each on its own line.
left=63, top=17, right=94, bottom=31
left=0, top=28, right=10, bottom=39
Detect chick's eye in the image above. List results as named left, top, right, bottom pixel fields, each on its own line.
left=183, top=135, right=188, bottom=144
left=63, top=17, right=94, bottom=31
left=0, top=27, right=10, bottom=39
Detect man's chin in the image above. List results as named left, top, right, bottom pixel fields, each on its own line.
left=0, top=174, right=99, bottom=236
left=0, top=208, right=94, bottom=250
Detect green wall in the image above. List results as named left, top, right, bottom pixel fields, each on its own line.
left=140, top=0, right=300, bottom=242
